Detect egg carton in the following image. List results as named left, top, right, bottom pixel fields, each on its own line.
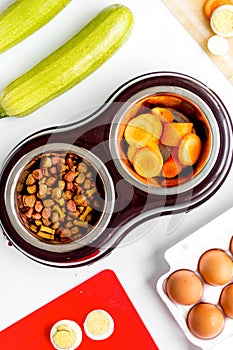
left=157, top=207, right=233, bottom=349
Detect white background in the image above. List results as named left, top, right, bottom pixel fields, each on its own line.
left=1, top=0, right=233, bottom=349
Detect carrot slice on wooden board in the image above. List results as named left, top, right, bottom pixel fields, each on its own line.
left=124, top=114, right=162, bottom=148
left=162, top=156, right=182, bottom=179
left=151, top=107, right=174, bottom=123
left=178, top=133, right=202, bottom=166
left=203, top=0, right=233, bottom=19
left=133, top=147, right=163, bottom=178
left=161, top=123, right=193, bottom=147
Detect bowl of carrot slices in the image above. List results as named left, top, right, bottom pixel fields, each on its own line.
left=109, top=72, right=223, bottom=195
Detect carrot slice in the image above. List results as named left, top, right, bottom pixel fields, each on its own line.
left=148, top=95, right=182, bottom=107
left=178, top=133, right=202, bottom=166
left=151, top=107, right=174, bottom=123
left=162, top=156, right=182, bottom=179
left=203, top=0, right=233, bottom=19
left=133, top=147, right=163, bottom=178
left=127, top=145, right=137, bottom=163
left=161, top=123, right=193, bottom=147
left=145, top=137, right=159, bottom=149
left=124, top=113, right=162, bottom=148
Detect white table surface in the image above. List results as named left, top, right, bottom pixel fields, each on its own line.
left=1, top=0, right=233, bottom=349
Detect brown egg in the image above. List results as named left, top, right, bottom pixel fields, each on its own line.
left=187, top=303, right=225, bottom=339
left=230, top=236, right=233, bottom=255
left=219, top=283, right=233, bottom=318
left=198, top=249, right=233, bottom=285
left=165, top=269, right=203, bottom=305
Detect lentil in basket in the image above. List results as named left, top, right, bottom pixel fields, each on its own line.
left=16, top=151, right=105, bottom=244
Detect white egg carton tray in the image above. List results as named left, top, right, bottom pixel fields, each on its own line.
left=157, top=207, right=233, bottom=349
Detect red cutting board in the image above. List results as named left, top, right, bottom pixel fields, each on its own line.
left=0, top=269, right=159, bottom=349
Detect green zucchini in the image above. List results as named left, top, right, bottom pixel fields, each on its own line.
left=0, top=0, right=72, bottom=53
left=0, top=4, right=133, bottom=118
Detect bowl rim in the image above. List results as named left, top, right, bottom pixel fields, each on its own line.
left=109, top=84, right=220, bottom=195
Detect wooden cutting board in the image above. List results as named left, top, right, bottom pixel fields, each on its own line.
left=0, top=270, right=159, bottom=350
left=162, top=0, right=233, bottom=83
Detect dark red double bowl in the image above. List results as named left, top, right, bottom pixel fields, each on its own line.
left=0, top=72, right=232, bottom=267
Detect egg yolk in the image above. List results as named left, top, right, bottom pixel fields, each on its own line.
left=52, top=324, right=76, bottom=349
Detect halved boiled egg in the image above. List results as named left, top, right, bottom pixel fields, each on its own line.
left=50, top=319, right=82, bottom=350
left=84, top=309, right=114, bottom=341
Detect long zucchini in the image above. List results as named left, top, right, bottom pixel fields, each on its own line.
left=0, top=0, right=71, bottom=53
left=0, top=4, right=133, bottom=118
